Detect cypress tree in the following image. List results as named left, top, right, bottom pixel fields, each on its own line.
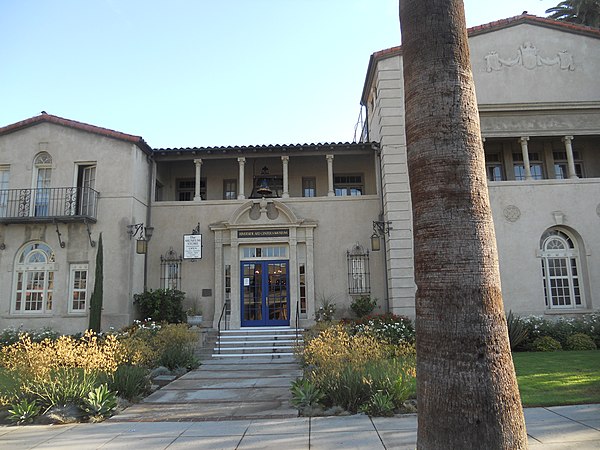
left=88, top=233, right=103, bottom=332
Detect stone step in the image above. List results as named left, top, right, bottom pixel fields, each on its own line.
left=212, top=352, right=295, bottom=358
left=217, top=339, right=302, bottom=345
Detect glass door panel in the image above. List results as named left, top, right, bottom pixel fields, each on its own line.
left=242, top=263, right=263, bottom=325
left=267, top=263, right=288, bottom=325
left=241, top=260, right=289, bottom=327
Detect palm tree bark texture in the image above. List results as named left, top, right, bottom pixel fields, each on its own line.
left=398, top=1, right=528, bottom=448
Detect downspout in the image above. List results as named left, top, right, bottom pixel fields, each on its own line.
left=143, top=154, right=154, bottom=291
left=375, top=143, right=390, bottom=313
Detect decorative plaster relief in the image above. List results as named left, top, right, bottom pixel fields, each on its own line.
left=503, top=205, right=521, bottom=222
left=485, top=42, right=575, bottom=72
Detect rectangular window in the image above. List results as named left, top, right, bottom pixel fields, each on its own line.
left=242, top=246, right=288, bottom=259
left=0, top=166, right=10, bottom=217
left=76, top=164, right=96, bottom=216
left=223, top=179, right=237, bottom=200
left=16, top=271, right=53, bottom=312
left=299, top=264, right=307, bottom=316
left=485, top=153, right=504, bottom=181
left=69, top=264, right=88, bottom=313
left=177, top=178, right=206, bottom=201
left=513, top=153, right=544, bottom=180
left=553, top=151, right=583, bottom=179
left=225, top=264, right=231, bottom=315
left=334, top=174, right=363, bottom=196
left=302, top=177, right=316, bottom=197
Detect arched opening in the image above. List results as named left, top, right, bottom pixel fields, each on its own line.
left=13, top=241, right=56, bottom=313
left=540, top=228, right=584, bottom=310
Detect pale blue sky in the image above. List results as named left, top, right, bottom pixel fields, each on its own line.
left=0, top=0, right=559, bottom=148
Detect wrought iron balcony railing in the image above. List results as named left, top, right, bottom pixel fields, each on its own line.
left=0, top=187, right=99, bottom=223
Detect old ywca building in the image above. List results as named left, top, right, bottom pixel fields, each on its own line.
left=0, top=15, right=598, bottom=334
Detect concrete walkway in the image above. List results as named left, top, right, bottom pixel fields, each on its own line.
left=112, top=356, right=302, bottom=422
left=1, top=404, right=599, bottom=449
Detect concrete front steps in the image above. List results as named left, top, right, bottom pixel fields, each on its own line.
left=213, top=326, right=304, bottom=359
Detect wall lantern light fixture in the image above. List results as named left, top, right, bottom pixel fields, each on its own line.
left=127, top=223, right=154, bottom=254
left=371, top=220, right=392, bottom=251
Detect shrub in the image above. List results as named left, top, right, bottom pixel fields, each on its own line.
left=0, top=327, right=59, bottom=348
left=565, top=333, right=597, bottom=351
left=349, top=313, right=415, bottom=345
left=153, top=324, right=199, bottom=370
left=350, top=296, right=377, bottom=318
left=108, top=364, right=151, bottom=401
left=530, top=336, right=562, bottom=352
left=519, top=314, right=600, bottom=350
left=133, top=289, right=187, bottom=324
left=506, top=311, right=529, bottom=350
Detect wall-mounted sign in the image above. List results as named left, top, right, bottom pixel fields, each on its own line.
left=183, top=234, right=202, bottom=259
left=238, top=229, right=289, bottom=238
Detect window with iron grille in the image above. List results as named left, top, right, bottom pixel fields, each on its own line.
left=160, top=248, right=182, bottom=290
left=347, top=244, right=370, bottom=295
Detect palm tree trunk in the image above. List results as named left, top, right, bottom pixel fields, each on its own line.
left=398, top=1, right=528, bottom=448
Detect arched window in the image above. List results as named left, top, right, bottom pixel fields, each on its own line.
left=33, top=152, right=52, bottom=216
left=13, top=242, right=56, bottom=313
left=540, top=229, right=583, bottom=309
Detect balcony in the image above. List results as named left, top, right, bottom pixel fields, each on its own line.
left=0, top=187, right=99, bottom=223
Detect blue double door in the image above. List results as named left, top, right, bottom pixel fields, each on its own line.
left=241, top=260, right=289, bottom=327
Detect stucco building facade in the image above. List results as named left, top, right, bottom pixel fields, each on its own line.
left=0, top=14, right=598, bottom=334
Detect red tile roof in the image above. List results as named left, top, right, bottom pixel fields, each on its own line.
left=0, top=112, right=152, bottom=154
left=468, top=13, right=600, bottom=38
left=361, top=14, right=600, bottom=105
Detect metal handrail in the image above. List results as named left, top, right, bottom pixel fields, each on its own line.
left=0, top=187, right=99, bottom=221
left=217, top=301, right=227, bottom=354
left=295, top=299, right=300, bottom=345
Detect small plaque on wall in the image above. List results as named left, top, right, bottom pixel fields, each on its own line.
left=183, top=234, right=202, bottom=259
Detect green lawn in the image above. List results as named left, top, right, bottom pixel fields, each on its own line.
left=513, top=350, right=600, bottom=407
